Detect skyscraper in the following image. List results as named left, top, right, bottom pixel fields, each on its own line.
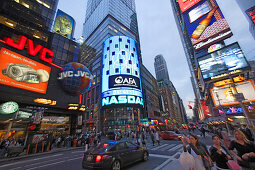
left=81, top=0, right=144, bottom=132
left=154, top=54, right=170, bottom=83
left=235, top=0, right=255, bottom=40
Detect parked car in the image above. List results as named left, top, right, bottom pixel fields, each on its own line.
left=159, top=131, right=182, bottom=140
left=82, top=141, right=149, bottom=170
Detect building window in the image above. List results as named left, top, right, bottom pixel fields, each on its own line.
left=119, top=38, right=122, bottom=42
left=115, top=44, right=118, bottom=48
left=104, top=55, right=107, bottom=59
left=115, top=68, right=119, bottom=73
left=119, top=59, right=123, bottom=63
left=122, top=51, right=125, bottom=55
left=137, top=64, right=139, bottom=67
left=135, top=71, right=138, bottom=75
left=107, top=47, right=109, bottom=51
left=109, top=40, right=112, bottom=43
left=127, top=68, right=130, bottom=73
left=125, top=45, right=128, bottom=48
left=109, top=61, right=112, bottom=65
left=129, top=60, right=132, bottom=64
left=106, top=70, right=109, bottom=75
left=127, top=39, right=130, bottom=43
left=133, top=48, right=136, bottom=51
left=131, top=53, right=134, bottom=57
left=112, top=51, right=115, bottom=55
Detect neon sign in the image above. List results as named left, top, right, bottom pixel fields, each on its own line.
left=2, top=35, right=61, bottom=69
left=102, top=96, right=144, bottom=107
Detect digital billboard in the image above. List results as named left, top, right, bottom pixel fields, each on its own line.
left=197, top=42, right=249, bottom=82
left=178, top=0, right=203, bottom=13
left=211, top=80, right=255, bottom=107
left=246, top=6, right=255, bottom=25
left=52, top=10, right=75, bottom=39
left=0, top=48, right=51, bottom=94
left=182, top=0, right=232, bottom=50
left=101, top=35, right=143, bottom=107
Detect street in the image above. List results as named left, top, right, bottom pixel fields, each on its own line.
left=0, top=131, right=213, bottom=170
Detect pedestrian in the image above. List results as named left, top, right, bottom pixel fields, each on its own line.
left=142, top=132, right=146, bottom=147
left=200, top=127, right=206, bottom=138
left=228, top=129, right=255, bottom=169
left=240, top=124, right=254, bottom=142
left=85, top=135, right=90, bottom=151
left=155, top=131, right=160, bottom=146
left=180, top=134, right=213, bottom=170
left=151, top=131, right=155, bottom=146
left=0, top=140, right=9, bottom=159
left=210, top=135, right=232, bottom=170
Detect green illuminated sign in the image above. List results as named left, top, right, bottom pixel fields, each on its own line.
left=0, top=101, right=19, bottom=114
left=102, top=96, right=144, bottom=107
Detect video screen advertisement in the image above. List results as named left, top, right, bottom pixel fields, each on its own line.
left=101, top=35, right=143, bottom=107
left=52, top=9, right=75, bottom=39
left=178, top=0, right=203, bottom=13
left=197, top=42, right=249, bottom=82
left=246, top=6, right=255, bottom=25
left=211, top=80, right=255, bottom=107
left=181, top=0, right=233, bottom=51
left=0, top=47, right=51, bottom=94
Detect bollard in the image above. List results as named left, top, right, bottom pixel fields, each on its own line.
left=47, top=142, right=50, bottom=152
left=73, top=139, right=77, bottom=148
left=26, top=144, right=30, bottom=155
left=34, top=144, right=38, bottom=154
left=41, top=142, right=45, bottom=152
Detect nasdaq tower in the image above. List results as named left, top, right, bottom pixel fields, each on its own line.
left=81, top=0, right=143, bottom=132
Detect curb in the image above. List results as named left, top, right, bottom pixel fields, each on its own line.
left=0, top=146, right=84, bottom=164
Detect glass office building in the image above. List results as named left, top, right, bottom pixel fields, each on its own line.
left=81, top=0, right=144, bottom=132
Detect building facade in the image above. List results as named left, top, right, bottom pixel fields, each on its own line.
left=0, top=0, right=85, bottom=141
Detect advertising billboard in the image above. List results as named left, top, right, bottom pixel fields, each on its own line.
left=211, top=80, right=255, bottom=107
left=246, top=6, right=255, bottom=25
left=178, top=0, right=203, bottom=13
left=182, top=0, right=232, bottom=50
left=52, top=10, right=75, bottom=39
left=0, top=48, right=51, bottom=94
left=101, top=35, right=143, bottom=107
left=197, top=42, right=249, bottom=82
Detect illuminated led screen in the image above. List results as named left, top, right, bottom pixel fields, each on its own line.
left=198, top=42, right=249, bottom=82
left=101, top=35, right=143, bottom=107
left=52, top=10, right=75, bottom=39
left=182, top=0, right=232, bottom=51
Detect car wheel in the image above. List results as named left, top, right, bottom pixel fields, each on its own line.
left=111, top=160, right=121, bottom=170
left=143, top=151, right=149, bottom=161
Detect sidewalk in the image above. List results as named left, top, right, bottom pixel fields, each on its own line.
left=0, top=145, right=84, bottom=164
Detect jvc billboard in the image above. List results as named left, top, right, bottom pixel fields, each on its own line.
left=101, top=36, right=143, bottom=107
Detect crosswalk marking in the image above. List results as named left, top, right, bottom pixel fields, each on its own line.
left=167, top=144, right=182, bottom=152
left=159, top=144, right=175, bottom=151
left=151, top=144, right=168, bottom=150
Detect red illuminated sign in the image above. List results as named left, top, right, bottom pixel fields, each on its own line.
left=246, top=6, right=255, bottom=25
left=178, top=0, right=203, bottom=13
left=2, top=35, right=61, bottom=69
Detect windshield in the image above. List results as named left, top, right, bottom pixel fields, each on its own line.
left=90, top=142, right=116, bottom=152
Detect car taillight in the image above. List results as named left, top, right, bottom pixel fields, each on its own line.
left=96, top=155, right=104, bottom=162
left=82, top=154, right=85, bottom=159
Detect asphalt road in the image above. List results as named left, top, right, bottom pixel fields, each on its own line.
left=0, top=130, right=214, bottom=170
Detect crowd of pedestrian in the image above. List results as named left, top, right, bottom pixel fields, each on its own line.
left=180, top=124, right=255, bottom=170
